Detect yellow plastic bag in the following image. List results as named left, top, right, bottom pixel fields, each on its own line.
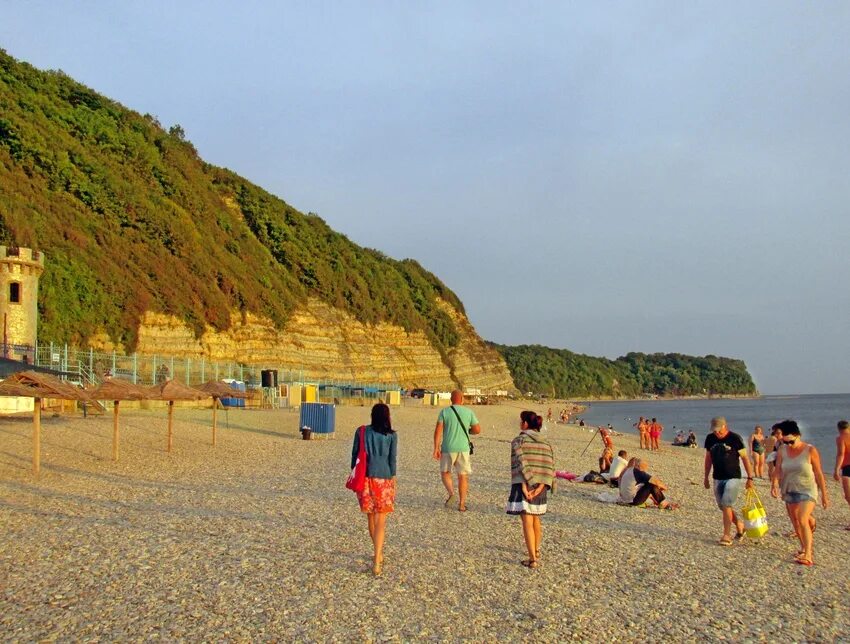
left=742, top=487, right=769, bottom=539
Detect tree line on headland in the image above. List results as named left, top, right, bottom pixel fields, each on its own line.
left=492, top=344, right=757, bottom=398
left=0, top=49, right=757, bottom=395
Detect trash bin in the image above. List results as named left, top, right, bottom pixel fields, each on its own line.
left=300, top=425, right=312, bottom=440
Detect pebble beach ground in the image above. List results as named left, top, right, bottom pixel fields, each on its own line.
left=1, top=399, right=848, bottom=641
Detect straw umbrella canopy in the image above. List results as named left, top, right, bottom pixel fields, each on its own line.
left=145, top=379, right=208, bottom=452
left=87, top=378, right=153, bottom=462
left=0, top=371, right=91, bottom=477
left=194, top=381, right=248, bottom=447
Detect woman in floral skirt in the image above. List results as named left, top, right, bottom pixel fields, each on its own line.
left=351, top=403, right=397, bottom=576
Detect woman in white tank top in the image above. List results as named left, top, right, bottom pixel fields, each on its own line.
left=770, top=420, right=829, bottom=567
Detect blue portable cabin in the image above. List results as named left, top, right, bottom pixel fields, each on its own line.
left=299, top=402, right=335, bottom=436
left=220, top=379, right=246, bottom=408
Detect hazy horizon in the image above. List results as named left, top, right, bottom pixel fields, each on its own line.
left=3, top=2, right=849, bottom=395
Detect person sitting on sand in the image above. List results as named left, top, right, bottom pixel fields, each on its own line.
left=686, top=431, right=697, bottom=448
left=835, top=420, right=850, bottom=530
left=618, top=459, right=676, bottom=509
left=506, top=411, right=555, bottom=569
left=351, top=403, right=398, bottom=576
left=604, top=450, right=629, bottom=485
left=599, top=445, right=614, bottom=473
left=673, top=429, right=686, bottom=445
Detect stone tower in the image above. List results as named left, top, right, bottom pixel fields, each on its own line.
left=0, top=246, right=44, bottom=361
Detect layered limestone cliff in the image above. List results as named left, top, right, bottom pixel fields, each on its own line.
left=91, top=298, right=515, bottom=391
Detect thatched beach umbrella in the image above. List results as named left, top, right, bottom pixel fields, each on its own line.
left=0, top=371, right=91, bottom=477
left=87, top=378, right=152, bottom=462
left=146, top=379, right=208, bottom=452
left=194, top=381, right=248, bottom=447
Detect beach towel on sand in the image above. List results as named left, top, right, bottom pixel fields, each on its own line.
left=596, top=491, right=620, bottom=503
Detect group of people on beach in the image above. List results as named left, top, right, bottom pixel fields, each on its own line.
left=704, top=416, right=850, bottom=567
left=348, top=396, right=850, bottom=574
left=632, top=416, right=666, bottom=451
left=350, top=390, right=553, bottom=573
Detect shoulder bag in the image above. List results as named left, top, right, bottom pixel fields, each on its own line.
left=346, top=425, right=368, bottom=492
left=449, top=405, right=474, bottom=455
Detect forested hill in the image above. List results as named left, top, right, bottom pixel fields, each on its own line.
left=0, top=50, right=465, bottom=357
left=492, top=344, right=758, bottom=398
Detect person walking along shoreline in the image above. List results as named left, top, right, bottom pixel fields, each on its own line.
left=704, top=416, right=755, bottom=545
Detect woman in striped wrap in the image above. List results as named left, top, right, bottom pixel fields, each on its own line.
left=506, top=411, right=555, bottom=569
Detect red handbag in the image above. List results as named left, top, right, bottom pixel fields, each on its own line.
left=346, top=425, right=368, bottom=492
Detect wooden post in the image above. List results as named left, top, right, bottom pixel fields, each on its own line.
left=33, top=397, right=41, bottom=477
left=112, top=400, right=120, bottom=461
left=167, top=400, right=174, bottom=452
left=212, top=397, right=218, bottom=447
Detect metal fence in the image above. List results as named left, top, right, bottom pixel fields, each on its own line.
left=31, top=342, right=400, bottom=403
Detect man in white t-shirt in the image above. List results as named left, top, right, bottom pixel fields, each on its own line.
left=619, top=459, right=675, bottom=509
left=604, top=450, right=629, bottom=484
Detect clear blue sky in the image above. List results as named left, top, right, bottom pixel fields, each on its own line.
left=3, top=2, right=849, bottom=394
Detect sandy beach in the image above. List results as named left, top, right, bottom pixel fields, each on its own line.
left=1, top=399, right=848, bottom=641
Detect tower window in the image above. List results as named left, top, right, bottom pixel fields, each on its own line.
left=9, top=282, right=21, bottom=304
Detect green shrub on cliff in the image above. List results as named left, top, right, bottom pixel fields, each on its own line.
left=0, top=49, right=462, bottom=358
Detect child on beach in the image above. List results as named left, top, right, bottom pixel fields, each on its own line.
left=351, top=403, right=398, bottom=576
left=506, top=411, right=555, bottom=569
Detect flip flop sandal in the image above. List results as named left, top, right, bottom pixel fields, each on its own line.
left=458, top=505, right=468, bottom=512
left=718, top=537, right=733, bottom=546
left=444, top=493, right=455, bottom=507
left=521, top=559, right=539, bottom=569
left=795, top=557, right=814, bottom=567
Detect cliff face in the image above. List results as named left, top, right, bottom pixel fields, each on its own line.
left=88, top=298, right=515, bottom=391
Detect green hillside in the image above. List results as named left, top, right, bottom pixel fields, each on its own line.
left=0, top=49, right=463, bottom=358
left=492, top=344, right=757, bottom=398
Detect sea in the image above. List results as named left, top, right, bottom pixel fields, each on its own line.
left=572, top=393, right=850, bottom=466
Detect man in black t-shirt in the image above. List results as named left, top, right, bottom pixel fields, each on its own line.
left=704, top=416, right=755, bottom=545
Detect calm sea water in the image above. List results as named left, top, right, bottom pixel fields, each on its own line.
left=574, top=394, right=850, bottom=466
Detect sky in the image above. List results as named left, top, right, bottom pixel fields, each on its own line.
left=3, top=2, right=849, bottom=395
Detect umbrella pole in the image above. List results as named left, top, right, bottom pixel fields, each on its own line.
left=212, top=397, right=218, bottom=447
left=33, top=397, right=41, bottom=478
left=167, top=400, right=174, bottom=452
left=112, top=400, right=120, bottom=461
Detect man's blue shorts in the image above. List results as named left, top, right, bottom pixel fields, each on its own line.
left=713, top=478, right=743, bottom=509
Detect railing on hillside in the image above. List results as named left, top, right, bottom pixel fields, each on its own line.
left=33, top=342, right=400, bottom=403
left=0, top=342, right=35, bottom=362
